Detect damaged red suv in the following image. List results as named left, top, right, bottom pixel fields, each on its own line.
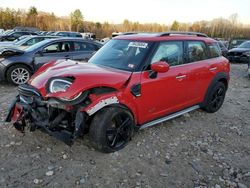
left=6, top=32, right=230, bottom=153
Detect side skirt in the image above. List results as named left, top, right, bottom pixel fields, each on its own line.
left=139, top=105, right=200, bottom=130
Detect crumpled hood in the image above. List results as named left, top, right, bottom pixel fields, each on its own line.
left=0, top=47, right=24, bottom=58
left=29, top=59, right=132, bottom=97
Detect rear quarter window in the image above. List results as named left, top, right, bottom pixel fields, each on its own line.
left=208, top=43, right=221, bottom=58
left=187, top=41, right=207, bottom=63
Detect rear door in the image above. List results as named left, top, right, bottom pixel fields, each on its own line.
left=72, top=41, right=100, bottom=61
left=33, top=41, right=75, bottom=69
left=183, top=40, right=216, bottom=104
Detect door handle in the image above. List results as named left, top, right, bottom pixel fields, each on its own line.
left=65, top=55, right=69, bottom=58
left=209, top=67, right=217, bottom=71
left=176, top=75, right=187, bottom=79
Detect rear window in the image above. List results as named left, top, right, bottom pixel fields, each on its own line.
left=208, top=43, right=221, bottom=58
left=74, top=42, right=99, bottom=51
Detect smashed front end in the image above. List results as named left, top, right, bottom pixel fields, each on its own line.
left=5, top=83, right=91, bottom=145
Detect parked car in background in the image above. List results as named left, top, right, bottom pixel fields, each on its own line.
left=52, top=31, right=82, bottom=38
left=228, top=39, right=249, bottom=49
left=0, top=31, right=37, bottom=41
left=2, top=30, right=13, bottom=35
left=248, top=62, right=250, bottom=78
left=0, top=35, right=59, bottom=50
left=46, top=31, right=55, bottom=35
left=100, top=37, right=110, bottom=44
left=227, top=41, right=250, bottom=63
left=5, top=32, right=230, bottom=152
left=0, top=38, right=102, bottom=84
left=217, top=41, right=228, bottom=57
left=81, top=32, right=96, bottom=39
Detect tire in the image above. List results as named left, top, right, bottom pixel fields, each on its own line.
left=6, top=65, right=31, bottom=85
left=202, top=82, right=226, bottom=113
left=89, top=107, right=134, bottom=153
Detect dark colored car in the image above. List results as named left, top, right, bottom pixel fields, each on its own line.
left=52, top=31, right=82, bottom=38
left=0, top=38, right=102, bottom=84
left=228, top=39, right=249, bottom=49
left=227, top=41, right=250, bottom=63
left=0, top=31, right=37, bottom=41
left=5, top=32, right=230, bottom=153
left=0, top=35, right=59, bottom=49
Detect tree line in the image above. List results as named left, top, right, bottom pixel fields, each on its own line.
left=0, top=6, right=250, bottom=39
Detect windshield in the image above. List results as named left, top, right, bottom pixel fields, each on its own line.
left=25, top=39, right=50, bottom=52
left=89, top=39, right=152, bottom=71
left=238, top=41, right=250, bottom=48
left=14, top=37, right=31, bottom=45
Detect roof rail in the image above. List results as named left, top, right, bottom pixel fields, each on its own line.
left=159, top=31, right=208, bottom=38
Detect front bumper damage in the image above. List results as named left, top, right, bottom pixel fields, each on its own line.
left=5, top=84, right=88, bottom=145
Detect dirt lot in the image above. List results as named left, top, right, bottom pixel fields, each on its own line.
left=0, top=64, right=249, bottom=188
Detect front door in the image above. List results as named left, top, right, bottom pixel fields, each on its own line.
left=136, top=41, right=190, bottom=123
left=33, top=41, right=74, bottom=69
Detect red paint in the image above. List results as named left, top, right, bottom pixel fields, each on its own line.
left=26, top=34, right=230, bottom=126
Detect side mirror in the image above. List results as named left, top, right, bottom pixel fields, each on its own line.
left=151, top=61, right=170, bottom=73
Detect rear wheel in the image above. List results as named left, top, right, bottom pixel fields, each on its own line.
left=6, top=65, right=31, bottom=85
left=89, top=107, right=134, bottom=153
left=202, top=82, right=226, bottom=113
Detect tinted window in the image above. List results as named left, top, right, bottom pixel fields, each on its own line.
left=209, top=43, right=221, bottom=58
left=151, top=41, right=183, bottom=66
left=187, top=41, right=207, bottom=62
left=43, top=42, right=73, bottom=53
left=74, top=42, right=98, bottom=51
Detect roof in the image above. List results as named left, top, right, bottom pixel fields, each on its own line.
left=115, top=32, right=216, bottom=43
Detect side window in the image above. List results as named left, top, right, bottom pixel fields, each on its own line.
left=151, top=41, right=183, bottom=66
left=187, top=41, right=207, bottom=62
left=74, top=42, right=98, bottom=51
left=43, top=42, right=73, bottom=53
left=209, top=43, right=221, bottom=58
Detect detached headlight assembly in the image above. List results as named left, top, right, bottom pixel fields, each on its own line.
left=49, top=78, right=72, bottom=93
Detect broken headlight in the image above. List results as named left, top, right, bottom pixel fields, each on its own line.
left=49, top=78, right=84, bottom=102
left=49, top=78, right=72, bottom=93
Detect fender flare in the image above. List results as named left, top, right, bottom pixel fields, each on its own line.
left=201, top=72, right=229, bottom=107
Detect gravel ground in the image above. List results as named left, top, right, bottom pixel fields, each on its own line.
left=0, top=64, right=249, bottom=188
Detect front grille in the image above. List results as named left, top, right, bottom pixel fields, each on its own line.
left=18, top=84, right=41, bottom=98
left=228, top=52, right=242, bottom=56
left=18, top=84, right=42, bottom=104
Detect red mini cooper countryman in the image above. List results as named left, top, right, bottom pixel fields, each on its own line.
left=6, top=32, right=230, bottom=153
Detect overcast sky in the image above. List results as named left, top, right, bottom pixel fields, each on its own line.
left=0, top=0, right=249, bottom=24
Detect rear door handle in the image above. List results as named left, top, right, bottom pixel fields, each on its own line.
left=176, top=75, right=187, bottom=79
left=209, top=67, right=217, bottom=71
